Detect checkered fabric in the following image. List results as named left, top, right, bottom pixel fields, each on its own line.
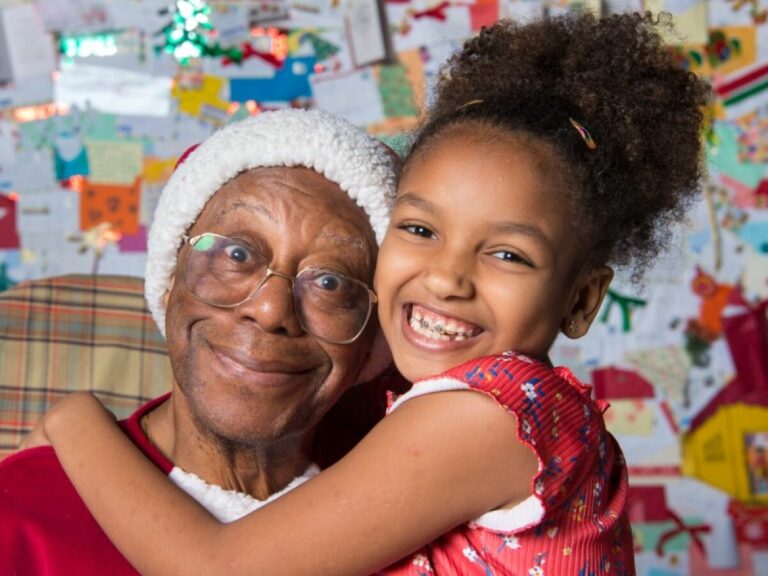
left=0, top=275, right=172, bottom=460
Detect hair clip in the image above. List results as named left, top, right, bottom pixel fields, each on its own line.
left=456, top=99, right=484, bottom=112
left=569, top=118, right=597, bottom=150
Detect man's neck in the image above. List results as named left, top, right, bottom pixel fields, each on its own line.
left=146, top=397, right=314, bottom=500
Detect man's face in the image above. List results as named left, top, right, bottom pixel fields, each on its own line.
left=164, top=167, right=377, bottom=447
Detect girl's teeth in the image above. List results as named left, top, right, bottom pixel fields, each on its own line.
left=408, top=309, right=475, bottom=341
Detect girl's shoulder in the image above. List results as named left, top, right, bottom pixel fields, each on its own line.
left=387, top=351, right=620, bottom=516
left=389, top=351, right=607, bottom=420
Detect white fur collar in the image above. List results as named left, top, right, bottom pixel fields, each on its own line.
left=168, top=463, right=320, bottom=523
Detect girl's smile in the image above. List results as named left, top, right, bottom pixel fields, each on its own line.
left=403, top=303, right=484, bottom=347
left=407, top=303, right=483, bottom=341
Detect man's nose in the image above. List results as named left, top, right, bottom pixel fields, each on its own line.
left=234, top=273, right=304, bottom=337
left=423, top=248, right=475, bottom=300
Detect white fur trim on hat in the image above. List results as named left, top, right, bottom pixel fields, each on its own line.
left=145, top=109, right=398, bottom=344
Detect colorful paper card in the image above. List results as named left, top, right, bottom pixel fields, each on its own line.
left=172, top=74, right=230, bottom=118
left=230, top=57, right=316, bottom=103
left=469, top=0, right=498, bottom=31
left=310, top=68, right=386, bottom=126
left=54, top=135, right=90, bottom=181
left=645, top=0, right=708, bottom=44
left=592, top=366, right=655, bottom=399
left=603, top=399, right=655, bottom=436
left=84, top=139, right=143, bottom=185
left=377, top=62, right=419, bottom=118
left=55, top=64, right=172, bottom=117
left=0, top=3, right=57, bottom=83
left=0, top=194, right=20, bottom=249
left=627, top=485, right=670, bottom=523
left=80, top=178, right=140, bottom=235
left=345, top=0, right=388, bottom=66
left=118, top=225, right=147, bottom=253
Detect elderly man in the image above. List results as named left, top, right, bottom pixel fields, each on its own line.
left=0, top=109, right=398, bottom=574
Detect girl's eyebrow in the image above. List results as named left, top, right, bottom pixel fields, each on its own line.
left=395, top=192, right=440, bottom=215
left=397, top=191, right=553, bottom=252
left=489, top=221, right=553, bottom=251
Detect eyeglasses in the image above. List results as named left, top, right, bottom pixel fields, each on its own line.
left=181, top=233, right=377, bottom=344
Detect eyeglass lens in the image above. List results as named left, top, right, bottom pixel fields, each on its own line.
left=184, top=234, right=373, bottom=343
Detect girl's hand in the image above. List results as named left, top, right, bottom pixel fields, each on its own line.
left=19, top=392, right=114, bottom=451
left=19, top=416, right=51, bottom=450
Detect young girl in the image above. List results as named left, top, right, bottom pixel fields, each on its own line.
left=32, top=12, right=708, bottom=575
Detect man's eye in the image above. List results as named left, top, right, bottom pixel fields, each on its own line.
left=316, top=273, right=340, bottom=291
left=491, top=251, right=533, bottom=267
left=223, top=244, right=252, bottom=263
left=312, top=273, right=355, bottom=293
left=400, top=224, right=435, bottom=239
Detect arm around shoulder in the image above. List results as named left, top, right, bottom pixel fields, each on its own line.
left=47, top=387, right=537, bottom=576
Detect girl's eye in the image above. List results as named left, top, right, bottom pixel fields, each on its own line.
left=491, top=250, right=533, bottom=267
left=400, top=224, right=436, bottom=239
left=224, top=244, right=252, bottom=263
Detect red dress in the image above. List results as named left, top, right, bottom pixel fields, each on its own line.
left=381, top=352, right=635, bottom=576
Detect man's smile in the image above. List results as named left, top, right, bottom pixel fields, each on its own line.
left=208, top=342, right=317, bottom=388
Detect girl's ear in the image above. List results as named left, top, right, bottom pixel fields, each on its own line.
left=561, top=266, right=613, bottom=339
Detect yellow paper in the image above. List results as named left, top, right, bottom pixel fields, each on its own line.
left=172, top=74, right=229, bottom=118
left=709, top=26, right=757, bottom=76
left=85, top=139, right=144, bottom=185
left=645, top=0, right=708, bottom=45
left=143, top=157, right=178, bottom=184
left=604, top=400, right=655, bottom=436
left=683, top=403, right=768, bottom=502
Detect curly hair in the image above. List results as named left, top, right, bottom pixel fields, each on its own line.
left=404, top=12, right=711, bottom=278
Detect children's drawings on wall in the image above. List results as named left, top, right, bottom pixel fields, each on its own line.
left=1, top=0, right=768, bottom=573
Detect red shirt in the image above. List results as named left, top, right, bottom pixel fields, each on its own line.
left=0, top=395, right=171, bottom=576
left=382, top=352, right=635, bottom=576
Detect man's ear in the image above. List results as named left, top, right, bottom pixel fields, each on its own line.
left=162, top=274, right=176, bottom=309
left=561, top=266, right=613, bottom=339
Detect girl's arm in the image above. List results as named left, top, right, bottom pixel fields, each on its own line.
left=46, top=389, right=537, bottom=576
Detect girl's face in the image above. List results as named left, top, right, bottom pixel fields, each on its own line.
left=375, top=128, right=609, bottom=382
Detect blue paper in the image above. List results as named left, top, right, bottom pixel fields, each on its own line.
left=738, top=221, right=768, bottom=254
left=229, top=57, right=316, bottom=103
left=54, top=146, right=90, bottom=180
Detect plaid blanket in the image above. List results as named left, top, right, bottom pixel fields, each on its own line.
left=0, top=275, right=172, bottom=460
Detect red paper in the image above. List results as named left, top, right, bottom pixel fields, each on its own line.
left=591, top=366, right=655, bottom=400
left=627, top=485, right=669, bottom=523
left=469, top=2, right=498, bottom=31
left=729, top=501, right=768, bottom=547
left=0, top=194, right=20, bottom=249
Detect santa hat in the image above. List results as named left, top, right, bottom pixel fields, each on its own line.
left=145, top=109, right=398, bottom=378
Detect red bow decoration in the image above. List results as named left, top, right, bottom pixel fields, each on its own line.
left=655, top=508, right=711, bottom=557
left=222, top=42, right=284, bottom=68
left=411, top=1, right=451, bottom=21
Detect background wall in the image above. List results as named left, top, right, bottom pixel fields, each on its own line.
left=0, top=0, right=767, bottom=573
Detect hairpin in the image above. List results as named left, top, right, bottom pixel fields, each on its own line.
left=569, top=118, right=597, bottom=150
left=456, top=99, right=484, bottom=112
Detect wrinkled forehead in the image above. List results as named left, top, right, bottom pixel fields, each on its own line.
left=187, top=166, right=377, bottom=264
